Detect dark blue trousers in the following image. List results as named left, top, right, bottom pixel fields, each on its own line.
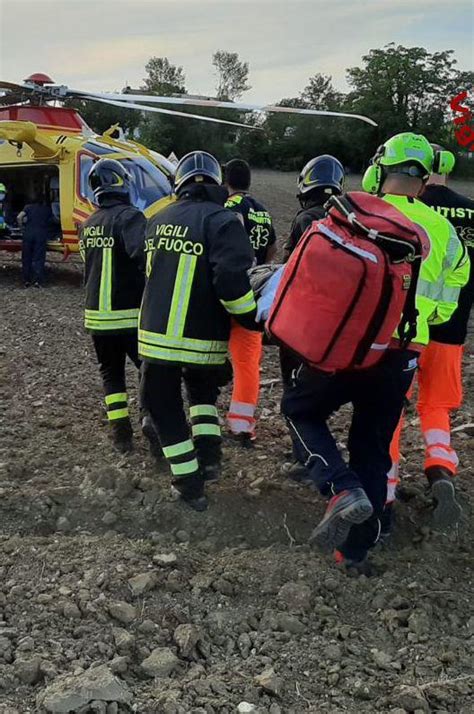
left=22, top=236, right=47, bottom=284
left=281, top=349, right=418, bottom=560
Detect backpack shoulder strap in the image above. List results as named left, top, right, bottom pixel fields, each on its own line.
left=398, top=257, right=421, bottom=348
left=325, top=194, right=354, bottom=219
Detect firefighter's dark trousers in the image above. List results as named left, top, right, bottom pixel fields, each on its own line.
left=92, top=332, right=141, bottom=424
left=141, top=362, right=223, bottom=483
left=281, top=349, right=418, bottom=561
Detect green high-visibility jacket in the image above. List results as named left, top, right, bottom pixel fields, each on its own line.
left=384, top=194, right=470, bottom=346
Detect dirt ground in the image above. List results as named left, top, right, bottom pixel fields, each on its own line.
left=0, top=171, right=472, bottom=714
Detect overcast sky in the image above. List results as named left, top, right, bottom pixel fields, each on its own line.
left=0, top=0, right=472, bottom=103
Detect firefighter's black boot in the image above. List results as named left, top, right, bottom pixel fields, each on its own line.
left=110, top=418, right=134, bottom=454
left=141, top=414, right=163, bottom=460
left=171, top=473, right=208, bottom=511
left=195, top=437, right=222, bottom=482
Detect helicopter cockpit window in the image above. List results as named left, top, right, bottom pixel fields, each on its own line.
left=79, top=154, right=170, bottom=210
left=79, top=154, right=96, bottom=203
left=121, top=158, right=171, bottom=210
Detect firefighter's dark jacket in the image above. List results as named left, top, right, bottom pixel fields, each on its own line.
left=283, top=203, right=326, bottom=261
left=139, top=183, right=258, bottom=367
left=79, top=196, right=146, bottom=333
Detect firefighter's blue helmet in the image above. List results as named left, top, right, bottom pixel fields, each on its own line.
left=174, top=151, right=222, bottom=193
left=297, top=155, right=345, bottom=197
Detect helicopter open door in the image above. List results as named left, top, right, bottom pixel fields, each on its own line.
left=0, top=163, right=61, bottom=242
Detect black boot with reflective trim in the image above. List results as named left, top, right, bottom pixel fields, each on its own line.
left=190, top=405, right=222, bottom=481
left=105, top=391, right=129, bottom=421
left=163, top=438, right=207, bottom=508
left=110, top=418, right=134, bottom=454
left=171, top=474, right=208, bottom=512
left=105, top=392, right=133, bottom=453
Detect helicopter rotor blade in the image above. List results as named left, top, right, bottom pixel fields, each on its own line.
left=82, top=95, right=263, bottom=131
left=0, top=81, right=33, bottom=93
left=71, top=89, right=377, bottom=127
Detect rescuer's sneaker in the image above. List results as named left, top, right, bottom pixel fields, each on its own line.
left=110, top=419, right=134, bottom=454
left=426, top=466, right=462, bottom=528
left=171, top=474, right=208, bottom=512
left=309, top=488, right=374, bottom=551
left=141, top=414, right=162, bottom=460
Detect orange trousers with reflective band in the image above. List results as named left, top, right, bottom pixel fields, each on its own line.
left=388, top=341, right=463, bottom=502
left=227, top=321, right=263, bottom=435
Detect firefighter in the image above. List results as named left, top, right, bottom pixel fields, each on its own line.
left=282, top=133, right=468, bottom=572
left=80, top=158, right=156, bottom=454
left=223, top=158, right=277, bottom=446
left=388, top=146, right=474, bottom=528
left=283, top=154, right=345, bottom=262
left=139, top=151, right=258, bottom=511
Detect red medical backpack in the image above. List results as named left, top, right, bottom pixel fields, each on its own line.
left=266, top=192, right=423, bottom=373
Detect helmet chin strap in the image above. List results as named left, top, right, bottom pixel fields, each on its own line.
left=385, top=164, right=428, bottom=180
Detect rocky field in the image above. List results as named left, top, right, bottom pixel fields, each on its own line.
left=0, top=171, right=472, bottom=713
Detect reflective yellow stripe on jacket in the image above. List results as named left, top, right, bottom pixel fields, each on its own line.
left=85, top=308, right=139, bottom=331
left=84, top=247, right=139, bottom=331
left=138, top=329, right=228, bottom=365
left=220, top=289, right=257, bottom=316
left=383, top=195, right=470, bottom=345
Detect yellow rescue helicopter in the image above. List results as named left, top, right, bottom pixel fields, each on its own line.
left=0, top=73, right=376, bottom=257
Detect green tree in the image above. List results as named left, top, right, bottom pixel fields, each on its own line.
left=346, top=44, right=459, bottom=141
left=138, top=57, right=188, bottom=158
left=143, top=57, right=186, bottom=95
left=212, top=50, right=251, bottom=100
left=340, top=45, right=463, bottom=169
left=302, top=73, right=345, bottom=110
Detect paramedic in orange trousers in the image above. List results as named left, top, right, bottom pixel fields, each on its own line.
left=224, top=159, right=277, bottom=447
left=388, top=148, right=474, bottom=529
